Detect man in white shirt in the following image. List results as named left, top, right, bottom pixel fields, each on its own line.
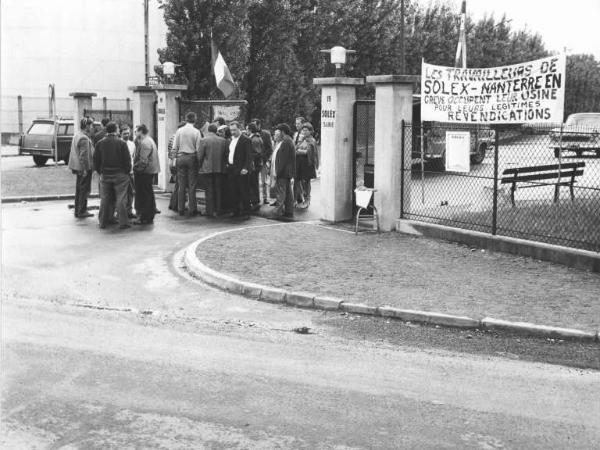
left=121, top=127, right=137, bottom=219
left=170, top=112, right=203, bottom=217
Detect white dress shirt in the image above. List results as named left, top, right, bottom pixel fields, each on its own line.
left=228, top=135, right=240, bottom=165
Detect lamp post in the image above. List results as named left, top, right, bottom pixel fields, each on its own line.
left=162, top=61, right=177, bottom=83
left=320, top=46, right=356, bottom=76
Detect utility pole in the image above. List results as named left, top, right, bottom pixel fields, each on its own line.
left=400, top=0, right=405, bottom=74
left=455, top=0, right=467, bottom=68
left=144, top=0, right=150, bottom=85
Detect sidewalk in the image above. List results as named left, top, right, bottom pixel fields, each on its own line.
left=195, top=222, right=600, bottom=332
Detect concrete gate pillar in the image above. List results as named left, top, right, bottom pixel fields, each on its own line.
left=365, top=75, right=419, bottom=231
left=154, top=84, right=187, bottom=191
left=69, top=92, right=97, bottom=130
left=313, top=77, right=364, bottom=222
left=129, top=86, right=157, bottom=139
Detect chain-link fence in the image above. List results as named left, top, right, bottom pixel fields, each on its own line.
left=401, top=121, right=600, bottom=252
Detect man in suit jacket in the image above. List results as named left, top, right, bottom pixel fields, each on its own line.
left=226, top=121, right=253, bottom=219
left=270, top=123, right=296, bottom=220
left=68, top=117, right=95, bottom=218
left=198, top=123, right=228, bottom=217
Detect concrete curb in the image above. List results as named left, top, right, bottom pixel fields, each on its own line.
left=2, top=190, right=166, bottom=204
left=183, top=225, right=599, bottom=343
left=397, top=219, right=600, bottom=273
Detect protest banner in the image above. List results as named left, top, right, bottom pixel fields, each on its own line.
left=421, top=55, right=566, bottom=124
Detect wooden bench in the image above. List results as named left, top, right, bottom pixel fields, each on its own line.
left=501, top=162, right=585, bottom=207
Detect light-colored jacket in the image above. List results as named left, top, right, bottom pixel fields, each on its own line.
left=68, top=131, right=94, bottom=172
left=133, top=135, right=160, bottom=175
left=170, top=123, right=202, bottom=158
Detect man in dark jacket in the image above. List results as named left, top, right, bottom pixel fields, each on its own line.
left=198, top=123, right=228, bottom=217
left=93, top=117, right=110, bottom=145
left=251, top=118, right=273, bottom=204
left=270, top=123, right=296, bottom=220
left=93, top=122, right=132, bottom=229
left=226, top=121, right=253, bottom=219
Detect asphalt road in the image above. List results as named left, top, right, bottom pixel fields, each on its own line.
left=2, top=199, right=600, bottom=449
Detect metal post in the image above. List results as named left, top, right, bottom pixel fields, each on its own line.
left=17, top=95, right=23, bottom=134
left=399, top=0, right=405, bottom=74
left=492, top=126, right=499, bottom=235
left=103, top=97, right=107, bottom=116
left=126, top=97, right=131, bottom=111
left=400, top=120, right=405, bottom=218
left=144, top=0, right=150, bottom=85
left=420, top=124, right=425, bottom=205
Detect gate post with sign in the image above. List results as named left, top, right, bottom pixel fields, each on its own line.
left=69, top=92, right=97, bottom=133
left=313, top=77, right=364, bottom=222
left=154, top=84, right=187, bottom=191
left=130, top=86, right=157, bottom=141
left=366, top=75, right=419, bottom=231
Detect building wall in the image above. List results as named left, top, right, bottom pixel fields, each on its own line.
left=1, top=0, right=167, bottom=134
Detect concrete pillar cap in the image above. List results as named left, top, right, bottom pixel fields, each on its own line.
left=366, top=75, right=420, bottom=85
left=313, top=77, right=364, bottom=86
left=69, top=92, right=97, bottom=98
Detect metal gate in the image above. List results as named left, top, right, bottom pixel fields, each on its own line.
left=178, top=99, right=248, bottom=130
left=83, top=109, right=133, bottom=128
left=352, top=100, right=375, bottom=191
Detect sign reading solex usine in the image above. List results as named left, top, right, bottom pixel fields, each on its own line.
left=421, top=55, right=566, bottom=123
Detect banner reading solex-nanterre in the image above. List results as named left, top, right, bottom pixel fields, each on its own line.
left=421, top=55, right=566, bottom=124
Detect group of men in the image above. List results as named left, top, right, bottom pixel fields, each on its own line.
left=169, top=113, right=299, bottom=221
left=68, top=112, right=309, bottom=229
left=68, top=117, right=159, bottom=229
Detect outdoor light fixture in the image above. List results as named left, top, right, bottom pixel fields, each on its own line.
left=320, top=46, right=356, bottom=76
left=162, top=61, right=176, bottom=76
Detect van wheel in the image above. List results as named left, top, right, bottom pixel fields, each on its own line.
left=471, top=143, right=486, bottom=165
left=33, top=156, right=48, bottom=167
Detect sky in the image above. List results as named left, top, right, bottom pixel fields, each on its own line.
left=452, top=0, right=600, bottom=59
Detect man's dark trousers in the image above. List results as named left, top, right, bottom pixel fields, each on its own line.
left=227, top=170, right=250, bottom=216
left=176, top=154, right=198, bottom=215
left=274, top=177, right=294, bottom=217
left=74, top=171, right=93, bottom=217
left=99, top=173, right=129, bottom=227
left=135, top=173, right=156, bottom=223
left=205, top=173, right=224, bottom=216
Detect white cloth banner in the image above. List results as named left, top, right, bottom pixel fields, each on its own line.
left=421, top=55, right=566, bottom=124
left=445, top=131, right=470, bottom=173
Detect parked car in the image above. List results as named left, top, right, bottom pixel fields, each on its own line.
left=550, top=113, right=600, bottom=158
left=411, top=124, right=494, bottom=169
left=19, top=117, right=74, bottom=166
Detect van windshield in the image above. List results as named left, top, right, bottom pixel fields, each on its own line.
left=28, top=123, right=55, bottom=135
left=565, top=114, right=600, bottom=128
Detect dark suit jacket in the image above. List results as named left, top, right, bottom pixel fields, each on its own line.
left=275, top=135, right=296, bottom=179
left=198, top=133, right=228, bottom=174
left=227, top=134, right=253, bottom=174
left=93, top=134, right=131, bottom=175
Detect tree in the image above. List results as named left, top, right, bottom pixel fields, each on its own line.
left=157, top=0, right=250, bottom=99
left=565, top=54, right=600, bottom=117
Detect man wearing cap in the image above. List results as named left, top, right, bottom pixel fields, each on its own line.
left=68, top=117, right=95, bottom=218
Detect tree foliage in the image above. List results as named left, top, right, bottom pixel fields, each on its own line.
left=565, top=54, right=600, bottom=117
left=158, top=0, right=597, bottom=125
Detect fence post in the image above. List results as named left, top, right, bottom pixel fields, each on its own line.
left=400, top=120, right=405, bottom=218
left=17, top=95, right=23, bottom=134
left=126, top=97, right=131, bottom=111
left=492, top=126, right=500, bottom=235
left=102, top=97, right=107, bottom=115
